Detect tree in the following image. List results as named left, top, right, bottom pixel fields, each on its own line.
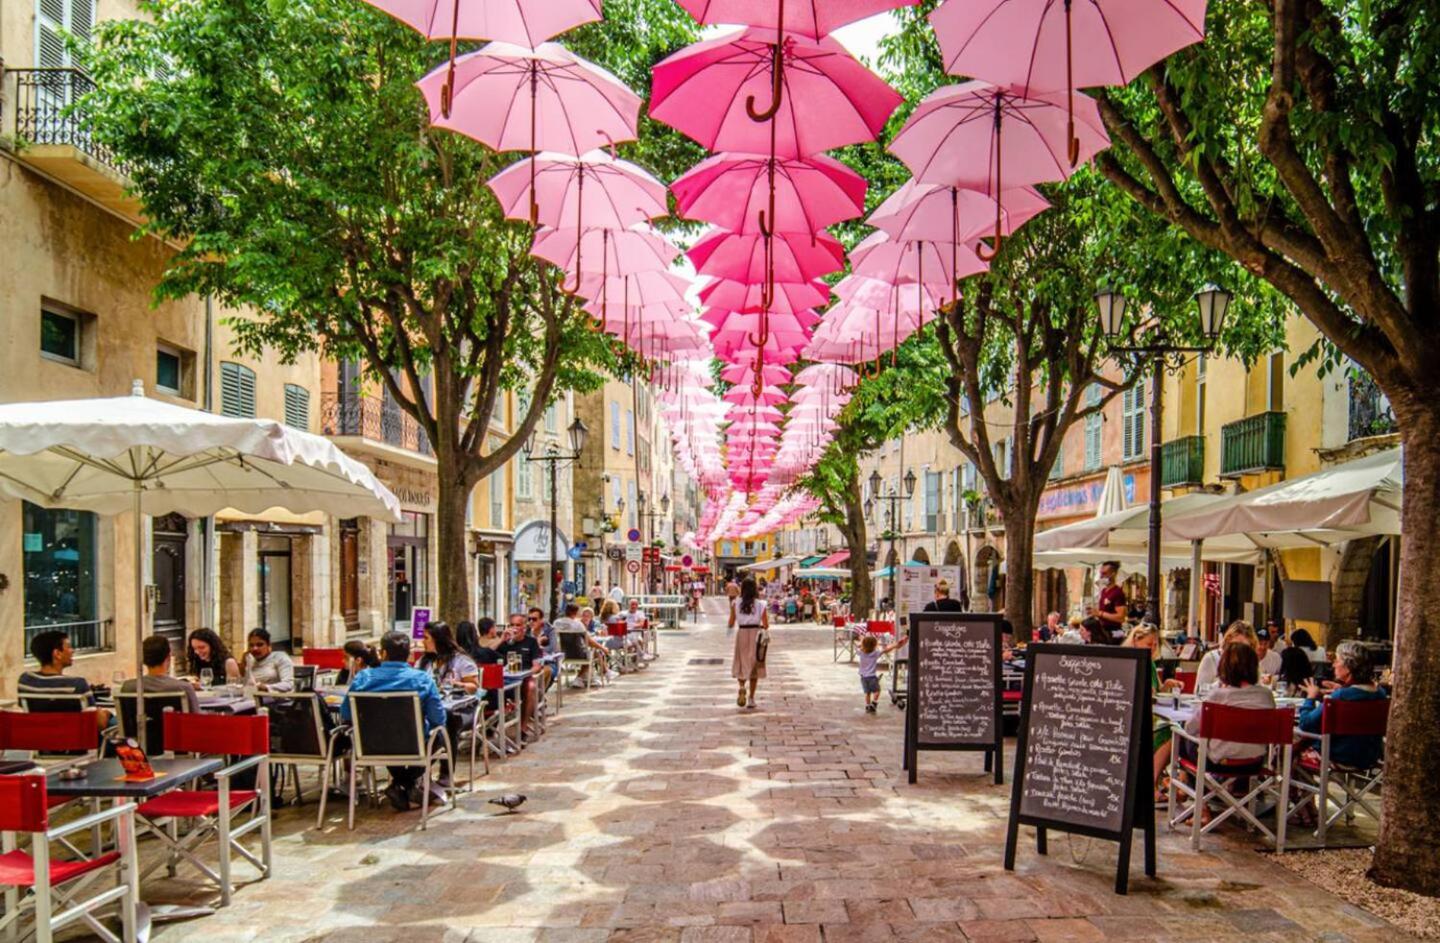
left=81, top=0, right=697, bottom=624
left=1092, top=0, right=1440, bottom=893
left=792, top=337, right=950, bottom=617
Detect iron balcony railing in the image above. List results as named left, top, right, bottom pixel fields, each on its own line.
left=24, top=618, right=112, bottom=656
left=11, top=68, right=128, bottom=173
left=1160, top=435, right=1205, bottom=488
left=1348, top=372, right=1396, bottom=441
left=1220, top=411, right=1286, bottom=477
left=321, top=391, right=432, bottom=456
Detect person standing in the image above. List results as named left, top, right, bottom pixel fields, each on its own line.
left=923, top=579, right=965, bottom=613
left=1094, top=561, right=1128, bottom=640
left=729, top=577, right=768, bottom=709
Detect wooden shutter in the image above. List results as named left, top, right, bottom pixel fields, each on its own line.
left=219, top=362, right=256, bottom=418
left=283, top=384, right=309, bottom=429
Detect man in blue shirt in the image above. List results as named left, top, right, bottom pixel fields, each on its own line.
left=342, top=631, right=448, bottom=812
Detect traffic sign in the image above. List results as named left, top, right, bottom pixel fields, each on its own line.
left=627, top=528, right=642, bottom=542
left=626, top=560, right=641, bottom=574
left=681, top=554, right=694, bottom=567
left=625, top=544, right=643, bottom=563
left=567, top=546, right=582, bottom=561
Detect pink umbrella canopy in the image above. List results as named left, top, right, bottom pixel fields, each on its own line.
left=651, top=28, right=903, bottom=158
left=723, top=386, right=789, bottom=406
left=849, top=231, right=988, bottom=288
left=417, top=43, right=641, bottom=156
left=489, top=151, right=667, bottom=230
left=674, top=0, right=919, bottom=40
left=699, top=277, right=830, bottom=314
left=713, top=331, right=810, bottom=362
left=575, top=270, right=693, bottom=309
left=700, top=309, right=822, bottom=332
left=688, top=229, right=847, bottom=284
left=672, top=153, right=867, bottom=234
left=719, top=362, right=793, bottom=385
left=362, top=0, right=600, bottom=43
left=531, top=226, right=680, bottom=276
left=868, top=181, right=1050, bottom=244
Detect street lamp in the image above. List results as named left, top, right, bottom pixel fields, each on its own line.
left=523, top=415, right=588, bottom=621
left=1094, top=285, right=1231, bottom=632
left=639, top=491, right=672, bottom=594
left=868, top=468, right=916, bottom=614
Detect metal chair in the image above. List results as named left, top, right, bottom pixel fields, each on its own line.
left=479, top=664, right=522, bottom=757
left=1168, top=702, right=1295, bottom=851
left=558, top=631, right=601, bottom=689
left=16, top=691, right=91, bottom=715
left=1293, top=697, right=1389, bottom=844
left=344, top=692, right=454, bottom=831
left=253, top=693, right=349, bottom=826
left=832, top=615, right=856, bottom=663
left=113, top=689, right=191, bottom=756
left=0, top=775, right=139, bottom=943
left=135, top=710, right=272, bottom=906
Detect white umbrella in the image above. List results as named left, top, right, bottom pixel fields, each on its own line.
left=0, top=382, right=402, bottom=687
left=1034, top=491, right=1230, bottom=552
left=1095, top=465, right=1127, bottom=517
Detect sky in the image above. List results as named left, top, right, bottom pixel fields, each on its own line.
left=698, top=11, right=902, bottom=68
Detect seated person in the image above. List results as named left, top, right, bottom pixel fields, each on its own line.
left=498, top=613, right=549, bottom=737
left=187, top=628, right=241, bottom=685
left=1298, top=640, right=1388, bottom=769
left=599, top=600, right=628, bottom=655
left=1277, top=646, right=1314, bottom=694
left=529, top=608, right=560, bottom=657
left=417, top=622, right=479, bottom=694
left=1124, top=624, right=1184, bottom=797
left=121, top=635, right=201, bottom=714
left=336, top=640, right=381, bottom=687
left=19, top=629, right=109, bottom=727
left=1181, top=642, right=1276, bottom=770
left=1255, top=626, right=1282, bottom=679
left=556, top=604, right=611, bottom=687
left=242, top=628, right=295, bottom=692
left=341, top=631, right=448, bottom=811
left=1058, top=616, right=1084, bottom=645
left=1194, top=621, right=1258, bottom=692
left=1035, top=612, right=1062, bottom=643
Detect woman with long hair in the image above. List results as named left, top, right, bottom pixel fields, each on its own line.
left=418, top=621, right=479, bottom=694
left=187, top=628, right=239, bottom=683
left=729, top=577, right=769, bottom=709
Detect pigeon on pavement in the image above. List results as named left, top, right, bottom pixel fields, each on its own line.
left=489, top=793, right=527, bottom=813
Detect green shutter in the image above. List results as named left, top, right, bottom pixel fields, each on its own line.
left=220, top=362, right=256, bottom=418
left=283, top=384, right=309, bottom=429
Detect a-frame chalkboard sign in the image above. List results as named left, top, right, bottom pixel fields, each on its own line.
left=902, top=612, right=1004, bottom=785
left=1003, top=644, right=1156, bottom=894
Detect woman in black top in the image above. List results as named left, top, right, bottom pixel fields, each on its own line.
left=187, top=628, right=240, bottom=683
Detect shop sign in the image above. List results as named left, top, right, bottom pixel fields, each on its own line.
left=1038, top=474, right=1135, bottom=519
left=514, top=521, right=569, bottom=562
left=410, top=606, right=432, bottom=641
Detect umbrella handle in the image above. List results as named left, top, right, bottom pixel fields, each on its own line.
left=757, top=209, right=773, bottom=239
left=746, top=37, right=785, bottom=123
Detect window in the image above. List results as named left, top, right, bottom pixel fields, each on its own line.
left=722, top=541, right=732, bottom=557
left=1122, top=382, right=1146, bottom=461
left=924, top=471, right=941, bottom=533
left=1267, top=351, right=1285, bottom=412
left=610, top=401, right=621, bottom=449
left=626, top=409, right=635, bottom=455
left=489, top=469, right=503, bottom=527
left=611, top=478, right=622, bottom=514
left=1085, top=384, right=1102, bottom=471
left=544, top=401, right=558, bottom=434
left=155, top=346, right=183, bottom=395
left=951, top=468, right=963, bottom=532
left=219, top=362, right=256, bottom=418
left=1049, top=438, right=1064, bottom=480
left=37, top=0, right=94, bottom=69
left=516, top=451, right=533, bottom=500
left=23, top=501, right=101, bottom=653
left=283, top=383, right=310, bottom=429
left=1196, top=355, right=1207, bottom=433
left=993, top=438, right=1012, bottom=479
left=627, top=480, right=638, bottom=528
left=40, top=307, right=80, bottom=364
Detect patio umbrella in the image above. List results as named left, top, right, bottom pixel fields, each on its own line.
left=889, top=80, right=1108, bottom=257
left=0, top=384, right=401, bottom=689
left=651, top=27, right=903, bottom=157
left=674, top=0, right=920, bottom=40
left=1095, top=464, right=1127, bottom=517
left=930, top=0, right=1207, bottom=164
left=418, top=43, right=642, bottom=221
left=672, top=153, right=866, bottom=234
left=362, top=0, right=602, bottom=115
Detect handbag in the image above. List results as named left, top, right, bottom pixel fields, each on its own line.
left=755, top=628, right=770, bottom=664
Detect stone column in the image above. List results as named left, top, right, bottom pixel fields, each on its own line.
left=219, top=530, right=258, bottom=654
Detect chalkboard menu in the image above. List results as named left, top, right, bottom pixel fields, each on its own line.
left=903, top=612, right=1003, bottom=785
left=1004, top=644, right=1155, bottom=894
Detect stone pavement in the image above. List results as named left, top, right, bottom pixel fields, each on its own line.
left=145, top=609, right=1412, bottom=943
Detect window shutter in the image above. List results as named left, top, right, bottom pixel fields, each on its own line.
left=283, top=384, right=310, bottom=429
left=68, top=0, right=94, bottom=46
left=220, top=362, right=255, bottom=418
left=38, top=0, right=66, bottom=67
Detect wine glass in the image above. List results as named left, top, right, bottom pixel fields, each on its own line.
left=199, top=668, right=214, bottom=690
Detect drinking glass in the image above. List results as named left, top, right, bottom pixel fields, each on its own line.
left=111, top=670, right=125, bottom=687
left=200, top=669, right=214, bottom=690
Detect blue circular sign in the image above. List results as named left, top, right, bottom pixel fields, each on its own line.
left=627, top=528, right=642, bottom=542
left=567, top=546, right=582, bottom=560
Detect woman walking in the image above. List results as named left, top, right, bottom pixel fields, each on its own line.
left=730, top=577, right=768, bottom=709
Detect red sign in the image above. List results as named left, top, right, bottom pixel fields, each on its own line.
left=626, top=560, right=641, bottom=574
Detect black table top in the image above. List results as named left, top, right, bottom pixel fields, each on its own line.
left=45, top=757, right=223, bottom=799
left=0, top=760, right=38, bottom=776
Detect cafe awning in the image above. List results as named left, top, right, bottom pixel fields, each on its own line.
left=799, top=555, right=825, bottom=567
left=817, top=550, right=850, bottom=568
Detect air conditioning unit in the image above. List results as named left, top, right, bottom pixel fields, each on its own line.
left=582, top=517, right=599, bottom=537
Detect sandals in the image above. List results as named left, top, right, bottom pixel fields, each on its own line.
left=737, top=689, right=747, bottom=707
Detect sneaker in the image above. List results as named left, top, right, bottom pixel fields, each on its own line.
left=386, top=782, right=412, bottom=812
left=606, top=670, right=620, bottom=680
left=865, top=703, right=877, bottom=713
left=569, top=679, right=586, bottom=689
left=746, top=700, right=758, bottom=710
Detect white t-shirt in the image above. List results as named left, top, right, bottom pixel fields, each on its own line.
left=624, top=609, right=647, bottom=628
left=1258, top=648, right=1282, bottom=676
left=1194, top=649, right=1221, bottom=692
left=608, top=586, right=625, bottom=604
left=732, top=599, right=764, bottom=628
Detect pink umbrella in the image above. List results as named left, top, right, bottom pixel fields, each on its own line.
left=489, top=151, right=667, bottom=287
left=930, top=0, right=1206, bottom=163
left=700, top=309, right=822, bottom=332
left=849, top=231, right=988, bottom=299
left=688, top=229, right=846, bottom=286
left=723, top=386, right=789, bottom=406
left=727, top=404, right=785, bottom=422
left=531, top=226, right=679, bottom=276
left=720, top=362, right=793, bottom=386
left=869, top=180, right=1050, bottom=244
left=699, top=277, right=829, bottom=314
left=713, top=332, right=809, bottom=362
left=889, top=81, right=1108, bottom=257
left=362, top=0, right=602, bottom=115
left=650, top=28, right=902, bottom=158
left=672, top=153, right=866, bottom=234
left=674, top=0, right=919, bottom=40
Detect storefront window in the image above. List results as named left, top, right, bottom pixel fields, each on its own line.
left=387, top=511, right=430, bottom=630
left=23, top=502, right=102, bottom=652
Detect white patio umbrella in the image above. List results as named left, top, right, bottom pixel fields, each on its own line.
left=0, top=382, right=402, bottom=688
left=1095, top=465, right=1127, bottom=517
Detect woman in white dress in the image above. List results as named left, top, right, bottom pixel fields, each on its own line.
left=730, top=577, right=768, bottom=708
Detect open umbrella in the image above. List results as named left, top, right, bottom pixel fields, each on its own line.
left=889, top=80, right=1108, bottom=257
left=674, top=0, right=920, bottom=40
left=531, top=226, right=680, bottom=277
left=930, top=0, right=1207, bottom=163
left=699, top=277, right=829, bottom=314
left=362, top=0, right=602, bottom=116
left=672, top=153, right=867, bottom=234
left=869, top=180, right=1050, bottom=244
left=0, top=384, right=401, bottom=690
left=688, top=229, right=847, bottom=286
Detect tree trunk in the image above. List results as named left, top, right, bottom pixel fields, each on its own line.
left=841, top=476, right=873, bottom=620
left=1001, top=501, right=1037, bottom=641
left=434, top=453, right=475, bottom=626
left=1370, top=400, right=1440, bottom=896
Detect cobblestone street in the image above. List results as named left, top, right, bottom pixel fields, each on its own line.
left=150, top=611, right=1412, bottom=943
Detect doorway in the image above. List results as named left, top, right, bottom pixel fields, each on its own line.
left=257, top=536, right=293, bottom=649
left=387, top=511, right=430, bottom=630
left=339, top=519, right=359, bottom=634
left=152, top=513, right=188, bottom=657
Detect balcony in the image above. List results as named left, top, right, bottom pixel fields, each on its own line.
left=1348, top=372, right=1396, bottom=441
left=322, top=391, right=433, bottom=468
left=1160, top=436, right=1205, bottom=488
left=9, top=68, right=143, bottom=221
left=1220, top=412, right=1286, bottom=477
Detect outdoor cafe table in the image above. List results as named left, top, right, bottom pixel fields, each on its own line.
left=1153, top=695, right=1306, bottom=726
left=45, top=756, right=223, bottom=802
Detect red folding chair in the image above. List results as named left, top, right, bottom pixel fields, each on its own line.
left=1173, top=670, right=1198, bottom=694
left=301, top=647, right=348, bottom=671
left=1294, top=697, right=1388, bottom=843
left=135, top=711, right=271, bottom=906
left=480, top=664, right=521, bottom=756
left=0, top=711, right=106, bottom=858
left=866, top=619, right=895, bottom=637
left=1168, top=702, right=1295, bottom=851
left=0, top=775, right=138, bottom=943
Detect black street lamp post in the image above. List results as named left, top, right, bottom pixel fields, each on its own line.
left=524, top=416, right=589, bottom=622
left=1095, top=285, right=1232, bottom=631
left=866, top=468, right=916, bottom=614
left=640, top=492, right=671, bottom=594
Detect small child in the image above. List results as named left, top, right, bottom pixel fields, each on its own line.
left=858, top=634, right=883, bottom=712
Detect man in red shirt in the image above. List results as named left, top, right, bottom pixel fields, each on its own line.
left=1095, top=560, right=1128, bottom=640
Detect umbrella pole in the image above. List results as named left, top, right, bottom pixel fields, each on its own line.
left=441, top=0, right=462, bottom=119
left=530, top=66, right=540, bottom=226
left=133, top=480, right=145, bottom=697
left=977, top=97, right=1004, bottom=262
left=746, top=0, right=786, bottom=122
left=1066, top=0, right=1079, bottom=167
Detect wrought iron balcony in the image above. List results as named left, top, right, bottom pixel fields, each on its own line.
left=322, top=391, right=432, bottom=456
left=12, top=68, right=127, bottom=173
left=1220, top=412, right=1286, bottom=477
left=1348, top=371, right=1396, bottom=441
left=1160, top=435, right=1205, bottom=488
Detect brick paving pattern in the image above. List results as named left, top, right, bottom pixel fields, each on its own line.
left=146, top=611, right=1414, bottom=942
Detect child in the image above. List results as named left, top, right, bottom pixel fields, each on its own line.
left=858, top=634, right=883, bottom=712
